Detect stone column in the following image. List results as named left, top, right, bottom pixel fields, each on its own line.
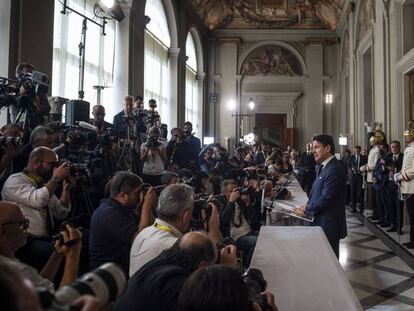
left=168, top=47, right=180, bottom=130
left=196, top=72, right=205, bottom=138
left=304, top=40, right=324, bottom=141
left=0, top=0, right=11, bottom=127
left=112, top=12, right=131, bottom=120
left=217, top=38, right=241, bottom=147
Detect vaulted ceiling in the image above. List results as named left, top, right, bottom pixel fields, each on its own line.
left=189, top=0, right=344, bottom=31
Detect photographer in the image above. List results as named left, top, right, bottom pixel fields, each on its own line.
left=0, top=202, right=82, bottom=290
left=166, top=127, right=192, bottom=169
left=178, top=265, right=278, bottom=311
left=89, top=171, right=157, bottom=274
left=199, top=146, right=214, bottom=173
left=13, top=125, right=56, bottom=173
left=141, top=127, right=166, bottom=186
left=2, top=147, right=72, bottom=271
left=129, top=184, right=221, bottom=276
left=219, top=179, right=261, bottom=268
left=115, top=231, right=237, bottom=311
left=183, top=121, right=201, bottom=170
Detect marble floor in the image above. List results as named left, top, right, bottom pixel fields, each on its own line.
left=341, top=210, right=414, bottom=310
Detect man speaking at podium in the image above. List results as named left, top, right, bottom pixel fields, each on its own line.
left=295, top=134, right=347, bottom=259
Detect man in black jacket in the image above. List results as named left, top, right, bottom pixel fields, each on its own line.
left=349, top=146, right=368, bottom=212
left=113, top=231, right=236, bottom=311
left=386, top=140, right=404, bottom=233
left=219, top=179, right=261, bottom=268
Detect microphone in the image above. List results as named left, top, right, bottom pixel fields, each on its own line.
left=77, top=121, right=98, bottom=132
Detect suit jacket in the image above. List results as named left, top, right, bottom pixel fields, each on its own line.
left=348, top=154, right=367, bottom=174
left=389, top=153, right=403, bottom=172
left=306, top=157, right=347, bottom=242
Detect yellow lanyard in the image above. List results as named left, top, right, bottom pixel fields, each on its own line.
left=154, top=222, right=178, bottom=238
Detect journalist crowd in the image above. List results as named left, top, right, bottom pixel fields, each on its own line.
left=4, top=63, right=414, bottom=311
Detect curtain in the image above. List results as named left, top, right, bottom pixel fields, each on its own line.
left=52, top=0, right=115, bottom=114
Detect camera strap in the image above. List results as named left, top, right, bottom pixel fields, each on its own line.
left=154, top=222, right=178, bottom=238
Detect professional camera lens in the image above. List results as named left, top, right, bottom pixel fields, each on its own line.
left=0, top=136, right=22, bottom=146
left=242, top=268, right=269, bottom=310
left=54, top=263, right=126, bottom=305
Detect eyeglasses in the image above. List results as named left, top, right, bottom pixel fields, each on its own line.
left=1, top=218, right=30, bottom=230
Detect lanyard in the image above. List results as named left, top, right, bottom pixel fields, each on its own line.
left=154, top=222, right=178, bottom=238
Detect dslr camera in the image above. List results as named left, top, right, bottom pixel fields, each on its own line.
left=243, top=268, right=272, bottom=310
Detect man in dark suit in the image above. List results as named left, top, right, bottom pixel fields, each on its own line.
left=299, top=143, right=316, bottom=194
left=295, top=134, right=347, bottom=259
left=386, top=140, right=404, bottom=233
left=349, top=146, right=368, bottom=212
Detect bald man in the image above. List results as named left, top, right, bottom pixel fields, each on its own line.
left=90, top=105, right=112, bottom=134
left=0, top=201, right=82, bottom=290
left=2, top=147, right=72, bottom=270
left=115, top=231, right=236, bottom=311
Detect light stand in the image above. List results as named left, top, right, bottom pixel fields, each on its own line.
left=60, top=0, right=108, bottom=100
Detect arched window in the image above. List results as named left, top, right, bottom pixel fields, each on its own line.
left=144, top=0, right=171, bottom=129
left=52, top=0, right=115, bottom=112
left=185, top=31, right=202, bottom=136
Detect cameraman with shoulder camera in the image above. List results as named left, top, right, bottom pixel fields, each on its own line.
left=219, top=179, right=261, bottom=268
left=129, top=184, right=222, bottom=276
left=89, top=171, right=157, bottom=274
left=0, top=201, right=82, bottom=291
left=1, top=147, right=73, bottom=271
left=115, top=231, right=237, bottom=311
left=141, top=127, right=166, bottom=186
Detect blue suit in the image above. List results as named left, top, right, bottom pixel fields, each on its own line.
left=306, top=157, right=347, bottom=258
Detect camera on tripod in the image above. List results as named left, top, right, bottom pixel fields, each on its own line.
left=37, top=263, right=126, bottom=311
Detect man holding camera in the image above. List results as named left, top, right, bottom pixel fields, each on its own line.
left=0, top=201, right=82, bottom=290
left=129, top=184, right=222, bottom=276
left=115, top=231, right=237, bottom=311
left=219, top=179, right=261, bottom=268
left=89, top=171, right=157, bottom=274
left=1, top=147, right=73, bottom=270
left=166, top=127, right=191, bottom=169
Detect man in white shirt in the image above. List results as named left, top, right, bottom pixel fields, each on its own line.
left=1, top=147, right=72, bottom=270
left=129, top=184, right=221, bottom=277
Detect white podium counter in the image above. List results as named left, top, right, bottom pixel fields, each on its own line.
left=250, top=226, right=362, bottom=311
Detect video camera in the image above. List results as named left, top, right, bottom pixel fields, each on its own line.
left=60, top=150, right=103, bottom=177
left=37, top=263, right=126, bottom=311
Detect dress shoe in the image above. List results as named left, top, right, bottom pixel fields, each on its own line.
left=403, top=242, right=414, bottom=248
left=380, top=223, right=391, bottom=228
left=387, top=226, right=397, bottom=232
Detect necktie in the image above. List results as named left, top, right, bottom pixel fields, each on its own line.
left=317, top=164, right=323, bottom=177
left=357, top=155, right=359, bottom=168
left=394, top=155, right=397, bottom=162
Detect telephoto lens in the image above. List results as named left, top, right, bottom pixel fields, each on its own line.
left=55, top=263, right=126, bottom=305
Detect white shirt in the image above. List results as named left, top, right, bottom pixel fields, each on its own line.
left=141, top=145, right=165, bottom=175
left=0, top=255, right=54, bottom=291
left=320, top=155, right=335, bottom=169
left=230, top=203, right=251, bottom=241
left=129, top=218, right=183, bottom=277
left=1, top=173, right=70, bottom=237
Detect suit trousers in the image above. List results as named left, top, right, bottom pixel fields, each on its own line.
left=327, top=237, right=340, bottom=259
left=387, top=183, right=404, bottom=228
left=350, top=174, right=364, bottom=209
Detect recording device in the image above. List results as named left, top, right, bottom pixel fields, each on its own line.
left=141, top=183, right=165, bottom=196
left=191, top=195, right=225, bottom=230
left=242, top=268, right=271, bottom=310
left=37, top=263, right=126, bottom=311
left=0, top=136, right=23, bottom=147
left=235, top=186, right=257, bottom=197
left=78, top=121, right=98, bottom=132
left=146, top=136, right=161, bottom=148
left=51, top=226, right=83, bottom=247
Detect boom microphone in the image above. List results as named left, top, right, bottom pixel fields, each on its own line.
left=78, top=121, right=98, bottom=132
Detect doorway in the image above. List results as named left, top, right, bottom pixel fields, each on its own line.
left=254, top=113, right=291, bottom=148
